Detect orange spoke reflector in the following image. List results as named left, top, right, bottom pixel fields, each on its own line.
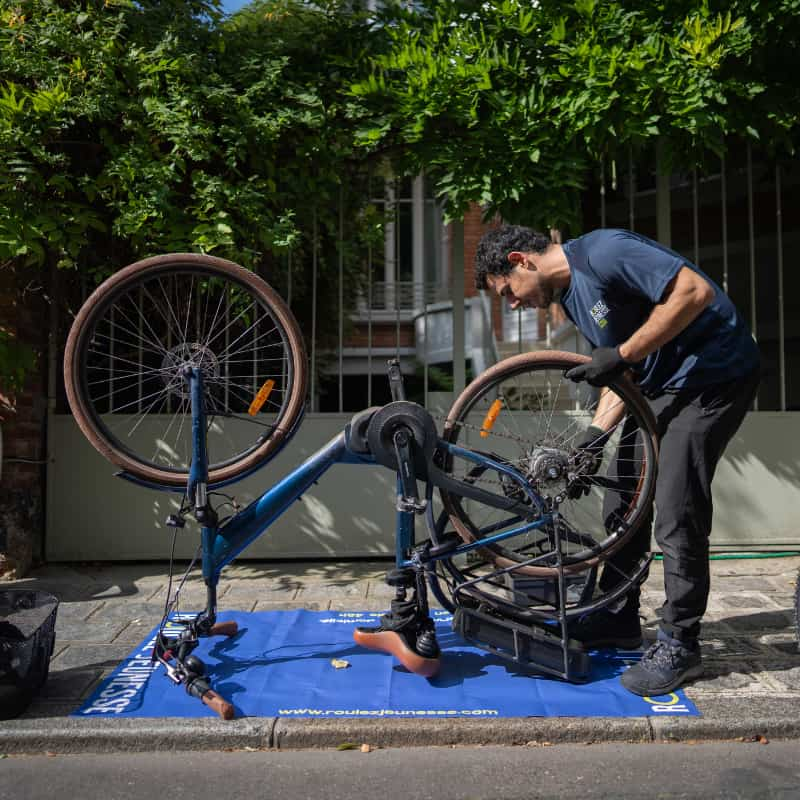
left=480, top=399, right=503, bottom=438
left=248, top=379, right=275, bottom=416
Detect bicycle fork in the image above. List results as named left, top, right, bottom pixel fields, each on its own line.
left=153, top=367, right=238, bottom=719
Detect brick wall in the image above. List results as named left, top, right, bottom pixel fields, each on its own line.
left=0, top=265, right=48, bottom=579
left=463, top=204, right=506, bottom=341
left=348, top=322, right=415, bottom=349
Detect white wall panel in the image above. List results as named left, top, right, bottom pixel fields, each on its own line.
left=46, top=412, right=800, bottom=561
left=46, top=415, right=398, bottom=561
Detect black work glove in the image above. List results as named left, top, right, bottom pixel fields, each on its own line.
left=565, top=346, right=628, bottom=387
left=567, top=425, right=608, bottom=499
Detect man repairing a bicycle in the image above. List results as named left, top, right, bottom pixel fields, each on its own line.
left=474, top=225, right=761, bottom=696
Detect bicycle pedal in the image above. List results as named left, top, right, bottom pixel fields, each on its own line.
left=452, top=606, right=591, bottom=682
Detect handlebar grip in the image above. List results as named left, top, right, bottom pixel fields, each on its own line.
left=208, top=621, right=238, bottom=637
left=201, top=689, right=235, bottom=720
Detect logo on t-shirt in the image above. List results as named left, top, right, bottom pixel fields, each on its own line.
left=590, top=300, right=610, bottom=328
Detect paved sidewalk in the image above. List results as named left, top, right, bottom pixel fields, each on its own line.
left=2, top=556, right=800, bottom=752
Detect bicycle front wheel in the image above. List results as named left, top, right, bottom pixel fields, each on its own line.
left=64, top=253, right=307, bottom=488
left=439, top=351, right=658, bottom=577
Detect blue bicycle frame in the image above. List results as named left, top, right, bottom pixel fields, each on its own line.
left=178, top=369, right=556, bottom=594
left=147, top=367, right=653, bottom=690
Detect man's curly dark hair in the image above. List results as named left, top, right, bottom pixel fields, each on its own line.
left=474, top=225, right=551, bottom=290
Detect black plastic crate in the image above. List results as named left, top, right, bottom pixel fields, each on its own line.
left=0, top=590, right=59, bottom=720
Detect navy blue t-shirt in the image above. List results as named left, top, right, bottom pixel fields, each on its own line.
left=559, top=230, right=760, bottom=393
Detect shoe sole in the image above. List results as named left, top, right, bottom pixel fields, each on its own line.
left=620, top=663, right=704, bottom=696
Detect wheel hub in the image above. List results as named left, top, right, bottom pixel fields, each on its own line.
left=526, top=447, right=570, bottom=485
left=161, top=343, right=220, bottom=399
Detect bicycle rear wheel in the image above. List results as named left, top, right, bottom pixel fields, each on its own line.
left=439, top=351, right=658, bottom=577
left=64, top=253, right=307, bottom=488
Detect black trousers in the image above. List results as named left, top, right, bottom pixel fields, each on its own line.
left=598, top=368, right=761, bottom=643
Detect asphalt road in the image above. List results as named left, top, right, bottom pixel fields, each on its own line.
left=2, top=741, right=800, bottom=799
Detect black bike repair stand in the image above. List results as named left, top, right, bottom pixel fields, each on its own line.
left=449, top=510, right=593, bottom=683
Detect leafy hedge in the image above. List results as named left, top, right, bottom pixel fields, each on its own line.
left=351, top=0, right=800, bottom=229
left=1, top=0, right=799, bottom=392
left=0, top=0, right=391, bottom=391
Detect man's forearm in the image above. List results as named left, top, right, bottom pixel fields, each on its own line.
left=619, top=266, right=714, bottom=363
left=592, top=387, right=627, bottom=431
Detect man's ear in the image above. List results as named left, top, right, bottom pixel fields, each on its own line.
left=508, top=251, right=534, bottom=270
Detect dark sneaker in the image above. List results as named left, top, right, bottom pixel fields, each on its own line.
left=569, top=606, right=643, bottom=650
left=620, top=634, right=703, bottom=696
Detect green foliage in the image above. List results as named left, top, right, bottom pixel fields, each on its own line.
left=0, top=0, right=389, bottom=379
left=1, top=0, right=799, bottom=392
left=350, top=0, right=800, bottom=231
left=414, top=361, right=454, bottom=392
left=3, top=0, right=798, bottom=270
left=0, top=329, right=35, bottom=395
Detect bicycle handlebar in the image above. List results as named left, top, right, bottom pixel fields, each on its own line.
left=185, top=673, right=236, bottom=720
left=208, top=620, right=238, bottom=637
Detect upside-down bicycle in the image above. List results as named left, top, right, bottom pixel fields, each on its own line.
left=64, top=253, right=659, bottom=719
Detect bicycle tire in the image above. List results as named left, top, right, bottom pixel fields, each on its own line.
left=439, top=350, right=658, bottom=577
left=64, top=253, right=307, bottom=488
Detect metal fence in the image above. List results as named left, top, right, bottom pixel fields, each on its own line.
left=596, top=143, right=799, bottom=412
left=357, top=280, right=451, bottom=312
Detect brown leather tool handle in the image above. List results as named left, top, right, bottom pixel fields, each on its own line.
left=202, top=689, right=235, bottom=720
left=208, top=621, right=238, bottom=637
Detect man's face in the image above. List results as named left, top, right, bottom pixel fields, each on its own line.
left=486, top=258, right=553, bottom=310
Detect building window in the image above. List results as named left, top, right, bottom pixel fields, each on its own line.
left=365, top=175, right=448, bottom=312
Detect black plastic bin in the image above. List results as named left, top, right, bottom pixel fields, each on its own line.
left=0, top=590, right=59, bottom=720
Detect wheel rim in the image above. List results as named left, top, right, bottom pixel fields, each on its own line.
left=75, top=264, right=298, bottom=477
left=441, top=356, right=656, bottom=576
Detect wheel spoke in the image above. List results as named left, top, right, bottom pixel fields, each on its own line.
left=69, top=260, right=304, bottom=483
left=441, top=359, right=655, bottom=579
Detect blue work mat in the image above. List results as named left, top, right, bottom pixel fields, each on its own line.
left=74, top=609, right=699, bottom=718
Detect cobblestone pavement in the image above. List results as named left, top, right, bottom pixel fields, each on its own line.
left=1, top=556, right=800, bottom=751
